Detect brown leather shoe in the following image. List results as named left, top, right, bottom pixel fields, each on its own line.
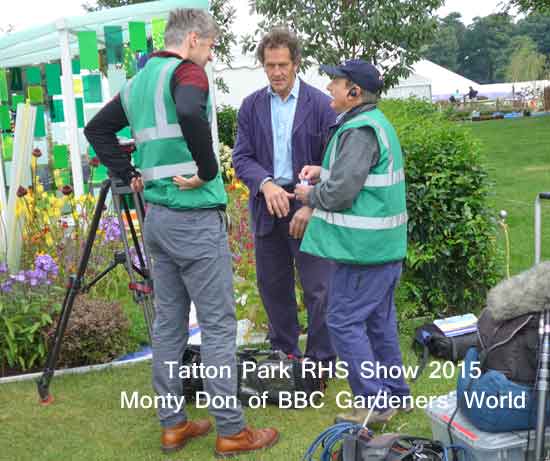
left=215, top=426, right=279, bottom=458
left=161, top=419, right=212, bottom=454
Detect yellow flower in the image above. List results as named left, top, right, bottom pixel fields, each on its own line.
left=46, top=234, right=54, bottom=247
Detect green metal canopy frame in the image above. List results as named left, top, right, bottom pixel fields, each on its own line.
left=0, top=0, right=210, bottom=197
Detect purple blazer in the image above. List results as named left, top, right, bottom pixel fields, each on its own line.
left=232, top=80, right=336, bottom=237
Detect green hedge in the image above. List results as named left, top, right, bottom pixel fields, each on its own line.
left=217, top=104, right=238, bottom=148
left=381, top=98, right=500, bottom=316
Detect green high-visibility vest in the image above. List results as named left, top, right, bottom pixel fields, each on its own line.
left=120, top=56, right=227, bottom=209
left=300, top=108, right=407, bottom=265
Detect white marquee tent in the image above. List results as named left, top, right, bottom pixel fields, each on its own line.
left=0, top=0, right=214, bottom=197
left=214, top=52, right=481, bottom=107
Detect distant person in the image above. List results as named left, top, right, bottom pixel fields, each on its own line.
left=468, top=86, right=478, bottom=100
left=452, top=89, right=461, bottom=103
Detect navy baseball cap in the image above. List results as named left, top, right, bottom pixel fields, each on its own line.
left=320, top=59, right=384, bottom=93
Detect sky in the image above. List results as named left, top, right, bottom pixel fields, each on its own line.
left=0, top=0, right=507, bottom=35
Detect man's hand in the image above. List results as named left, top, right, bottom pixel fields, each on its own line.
left=294, top=184, right=313, bottom=205
left=299, top=165, right=322, bottom=185
left=173, top=174, right=205, bottom=190
left=262, top=181, right=294, bottom=218
left=130, top=176, right=144, bottom=193
left=289, top=206, right=313, bottom=239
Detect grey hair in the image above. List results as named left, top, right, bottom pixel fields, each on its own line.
left=164, top=9, right=219, bottom=48
left=344, top=79, right=379, bottom=104
left=360, top=90, right=380, bottom=104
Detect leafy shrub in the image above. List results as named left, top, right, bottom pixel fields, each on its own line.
left=46, top=295, right=130, bottom=368
left=0, top=255, right=62, bottom=375
left=217, top=104, right=238, bottom=148
left=380, top=98, right=500, bottom=316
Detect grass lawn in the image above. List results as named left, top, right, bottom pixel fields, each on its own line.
left=1, top=332, right=454, bottom=461
left=467, top=116, right=550, bottom=274
left=2, top=116, right=549, bottom=460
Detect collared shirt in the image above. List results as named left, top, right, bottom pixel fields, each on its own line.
left=268, top=78, right=300, bottom=185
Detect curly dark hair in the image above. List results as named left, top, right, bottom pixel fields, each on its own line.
left=256, top=27, right=302, bottom=65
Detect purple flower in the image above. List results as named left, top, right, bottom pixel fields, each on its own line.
left=26, top=269, right=43, bottom=286
left=128, top=245, right=146, bottom=268
left=0, top=263, right=7, bottom=273
left=11, top=271, right=26, bottom=283
left=1, top=280, right=13, bottom=292
left=99, top=216, right=122, bottom=242
left=34, top=254, right=58, bottom=277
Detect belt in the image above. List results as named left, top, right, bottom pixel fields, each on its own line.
left=149, top=203, right=226, bottom=212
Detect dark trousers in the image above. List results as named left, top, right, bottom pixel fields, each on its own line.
left=326, top=261, right=410, bottom=408
left=254, top=214, right=335, bottom=361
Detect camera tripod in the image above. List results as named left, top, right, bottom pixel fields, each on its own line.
left=37, top=176, right=155, bottom=404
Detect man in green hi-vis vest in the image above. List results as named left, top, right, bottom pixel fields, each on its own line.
left=84, top=9, right=278, bottom=458
left=294, top=60, right=412, bottom=426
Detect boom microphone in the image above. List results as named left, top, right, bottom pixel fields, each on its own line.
left=486, top=262, right=550, bottom=322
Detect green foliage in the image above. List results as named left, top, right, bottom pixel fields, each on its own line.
left=0, top=285, right=62, bottom=374
left=45, top=295, right=131, bottom=368
left=460, top=13, right=516, bottom=84
left=506, top=0, right=550, bottom=13
left=380, top=98, right=500, bottom=316
left=425, top=11, right=550, bottom=85
left=217, top=104, right=238, bottom=148
left=226, top=187, right=268, bottom=328
left=244, top=0, right=444, bottom=91
left=423, top=13, right=465, bottom=74
left=506, top=35, right=547, bottom=82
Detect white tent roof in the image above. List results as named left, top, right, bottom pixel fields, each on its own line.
left=478, top=80, right=550, bottom=99
left=0, top=0, right=209, bottom=198
left=0, top=0, right=207, bottom=68
left=411, top=60, right=479, bottom=98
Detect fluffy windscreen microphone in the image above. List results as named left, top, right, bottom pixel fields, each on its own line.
left=486, top=261, right=550, bottom=322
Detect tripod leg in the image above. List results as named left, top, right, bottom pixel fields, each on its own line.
left=535, top=310, right=550, bottom=461
left=112, top=192, right=154, bottom=341
left=128, top=192, right=155, bottom=339
left=36, top=179, right=111, bottom=404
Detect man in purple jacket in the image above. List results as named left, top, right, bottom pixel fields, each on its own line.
left=232, top=27, right=336, bottom=365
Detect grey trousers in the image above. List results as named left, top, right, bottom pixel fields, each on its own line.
left=144, top=204, right=245, bottom=436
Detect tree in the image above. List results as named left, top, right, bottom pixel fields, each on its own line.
left=506, top=0, right=550, bottom=13
left=516, top=12, right=550, bottom=57
left=423, top=13, right=466, bottom=73
left=244, top=0, right=445, bottom=91
left=460, top=14, right=515, bottom=83
left=505, top=36, right=547, bottom=82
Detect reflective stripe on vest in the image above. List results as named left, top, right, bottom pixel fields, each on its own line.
left=320, top=167, right=405, bottom=187
left=140, top=161, right=198, bottom=181
left=134, top=60, right=184, bottom=144
left=312, top=209, right=408, bottom=230
left=328, top=112, right=393, bottom=173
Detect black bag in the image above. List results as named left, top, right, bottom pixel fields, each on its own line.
left=339, top=431, right=447, bottom=461
left=477, top=308, right=539, bottom=385
left=181, top=347, right=325, bottom=408
left=412, top=323, right=477, bottom=380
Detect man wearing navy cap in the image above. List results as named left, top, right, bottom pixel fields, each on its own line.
left=295, top=59, right=411, bottom=425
